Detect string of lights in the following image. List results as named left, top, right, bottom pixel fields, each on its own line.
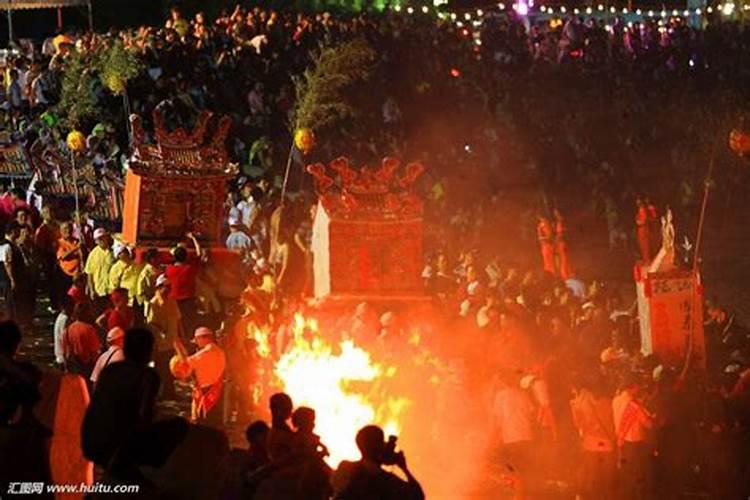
left=390, top=1, right=749, bottom=20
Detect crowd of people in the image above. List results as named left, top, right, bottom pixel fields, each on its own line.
left=1, top=3, right=750, bottom=500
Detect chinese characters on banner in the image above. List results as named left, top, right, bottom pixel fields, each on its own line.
left=642, top=272, right=705, bottom=370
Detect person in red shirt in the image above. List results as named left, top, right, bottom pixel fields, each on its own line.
left=67, top=273, right=88, bottom=306
left=63, top=301, right=101, bottom=379
left=165, top=232, right=203, bottom=338
left=97, top=288, right=135, bottom=332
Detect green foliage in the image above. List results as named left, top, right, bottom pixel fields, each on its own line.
left=55, top=42, right=143, bottom=129
left=293, top=38, right=375, bottom=132
left=95, top=41, right=143, bottom=95
left=56, top=51, right=99, bottom=129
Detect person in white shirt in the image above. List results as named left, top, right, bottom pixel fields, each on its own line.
left=612, top=375, right=653, bottom=500
left=187, top=327, right=226, bottom=427
left=53, top=296, right=75, bottom=366
left=492, top=371, right=535, bottom=495
left=0, top=231, right=12, bottom=315
left=90, top=327, right=126, bottom=385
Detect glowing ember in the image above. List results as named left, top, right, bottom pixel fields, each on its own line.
left=271, top=314, right=408, bottom=466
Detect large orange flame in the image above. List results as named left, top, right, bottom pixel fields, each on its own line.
left=260, top=313, right=408, bottom=467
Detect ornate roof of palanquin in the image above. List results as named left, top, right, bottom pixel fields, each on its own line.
left=127, top=108, right=238, bottom=178
left=306, top=157, right=426, bottom=221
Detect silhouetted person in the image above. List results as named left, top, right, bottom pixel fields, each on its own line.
left=81, top=328, right=166, bottom=479
left=222, top=420, right=270, bottom=500
left=0, top=320, right=52, bottom=498
left=267, top=392, right=295, bottom=463
left=332, top=425, right=424, bottom=500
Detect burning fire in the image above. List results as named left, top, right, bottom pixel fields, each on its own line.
left=258, top=314, right=409, bottom=466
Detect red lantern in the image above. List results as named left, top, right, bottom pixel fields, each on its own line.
left=729, top=129, right=750, bottom=156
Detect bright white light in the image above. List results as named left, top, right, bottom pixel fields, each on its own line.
left=476, top=9, right=483, bottom=15
left=514, top=2, right=529, bottom=16
left=597, top=4, right=604, bottom=11
left=689, top=59, right=695, bottom=67
left=647, top=10, right=654, bottom=16
left=456, top=21, right=463, bottom=27
left=407, top=6, right=414, bottom=14
left=475, top=38, right=482, bottom=45
left=696, top=8, right=702, bottom=14
left=560, top=5, right=567, bottom=13
left=622, top=7, right=628, bottom=13
left=672, top=9, right=679, bottom=16
left=573, top=7, right=579, bottom=14
left=610, top=6, right=616, bottom=13
left=586, top=7, right=593, bottom=14
left=636, top=9, right=642, bottom=15
left=683, top=9, right=689, bottom=16
left=422, top=6, right=429, bottom=13
left=706, top=6, right=713, bottom=13
left=660, top=10, right=667, bottom=17
left=722, top=3, right=735, bottom=15
left=450, top=12, right=457, bottom=19
left=498, top=3, right=506, bottom=9
left=540, top=5, right=547, bottom=12
left=464, top=12, right=472, bottom=19
left=394, top=4, right=402, bottom=11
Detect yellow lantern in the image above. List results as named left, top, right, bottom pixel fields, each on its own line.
left=294, top=128, right=315, bottom=155
left=66, top=130, right=86, bottom=153
left=106, top=74, right=126, bottom=95
left=169, top=355, right=192, bottom=380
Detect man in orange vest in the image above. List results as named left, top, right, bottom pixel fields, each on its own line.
left=537, top=215, right=556, bottom=276
left=635, top=198, right=650, bottom=262
left=554, top=209, right=572, bottom=280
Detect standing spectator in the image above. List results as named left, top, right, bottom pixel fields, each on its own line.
left=53, top=296, right=74, bottom=368
left=136, top=248, right=160, bottom=319
left=613, top=375, right=654, bottom=500
left=90, top=327, right=125, bottom=386
left=187, top=327, right=226, bottom=427
left=67, top=273, right=88, bottom=306
left=267, top=392, right=295, bottom=463
left=145, top=275, right=182, bottom=399
left=0, top=223, right=13, bottom=318
left=332, top=425, right=425, bottom=500
left=108, top=246, right=142, bottom=307
left=63, top=301, right=101, bottom=380
left=34, top=206, right=59, bottom=311
left=8, top=223, right=37, bottom=332
left=570, top=374, right=616, bottom=498
left=56, top=221, right=83, bottom=304
left=84, top=228, right=115, bottom=312
left=81, top=328, right=161, bottom=478
left=96, top=288, right=135, bottom=332
left=165, top=233, right=202, bottom=336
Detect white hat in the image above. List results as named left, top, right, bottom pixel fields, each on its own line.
left=228, top=215, right=241, bottom=226
left=115, top=245, right=131, bottom=258
left=106, top=326, right=125, bottom=342
left=194, top=327, right=214, bottom=338
left=155, top=274, right=170, bottom=288
left=380, top=312, right=395, bottom=327
left=93, top=228, right=108, bottom=240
